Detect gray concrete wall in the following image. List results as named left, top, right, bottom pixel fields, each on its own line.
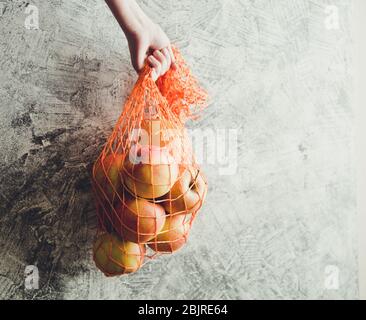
left=0, top=0, right=357, bottom=299
left=355, top=0, right=366, bottom=300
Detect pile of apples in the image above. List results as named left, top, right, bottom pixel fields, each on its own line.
left=92, top=119, right=207, bottom=276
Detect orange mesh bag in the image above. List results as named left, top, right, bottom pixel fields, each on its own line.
left=91, top=47, right=208, bottom=276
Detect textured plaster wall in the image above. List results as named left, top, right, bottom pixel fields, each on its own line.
left=0, top=0, right=357, bottom=299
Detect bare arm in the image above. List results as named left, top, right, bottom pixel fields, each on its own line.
left=105, top=0, right=175, bottom=80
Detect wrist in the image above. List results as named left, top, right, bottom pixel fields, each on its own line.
left=125, top=16, right=155, bottom=42
left=106, top=0, right=154, bottom=41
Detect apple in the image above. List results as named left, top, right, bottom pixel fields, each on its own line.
left=93, top=233, right=145, bottom=276
left=122, top=145, right=179, bottom=199
left=148, top=214, right=192, bottom=253
left=137, top=119, right=182, bottom=148
left=163, top=167, right=207, bottom=215
left=113, top=197, right=166, bottom=243
left=93, top=154, right=124, bottom=204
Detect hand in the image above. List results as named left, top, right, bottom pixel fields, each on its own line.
left=127, top=22, right=176, bottom=81
left=105, top=0, right=176, bottom=81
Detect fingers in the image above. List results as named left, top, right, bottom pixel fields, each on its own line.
left=161, top=48, right=171, bottom=71
left=167, top=45, right=176, bottom=69
left=147, top=46, right=176, bottom=81
left=147, top=55, right=161, bottom=81
left=153, top=50, right=168, bottom=73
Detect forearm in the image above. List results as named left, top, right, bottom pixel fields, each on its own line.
left=105, top=0, right=152, bottom=39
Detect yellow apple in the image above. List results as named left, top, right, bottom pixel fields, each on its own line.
left=148, top=214, right=192, bottom=253
left=163, top=166, right=207, bottom=215
left=138, top=119, right=182, bottom=148
left=93, top=154, right=124, bottom=204
left=113, top=197, right=166, bottom=243
left=93, top=233, right=145, bottom=276
left=122, top=145, right=179, bottom=199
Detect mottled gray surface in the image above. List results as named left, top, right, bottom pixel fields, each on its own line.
left=0, top=0, right=358, bottom=299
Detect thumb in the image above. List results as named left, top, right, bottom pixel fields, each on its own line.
left=130, top=42, right=147, bottom=73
